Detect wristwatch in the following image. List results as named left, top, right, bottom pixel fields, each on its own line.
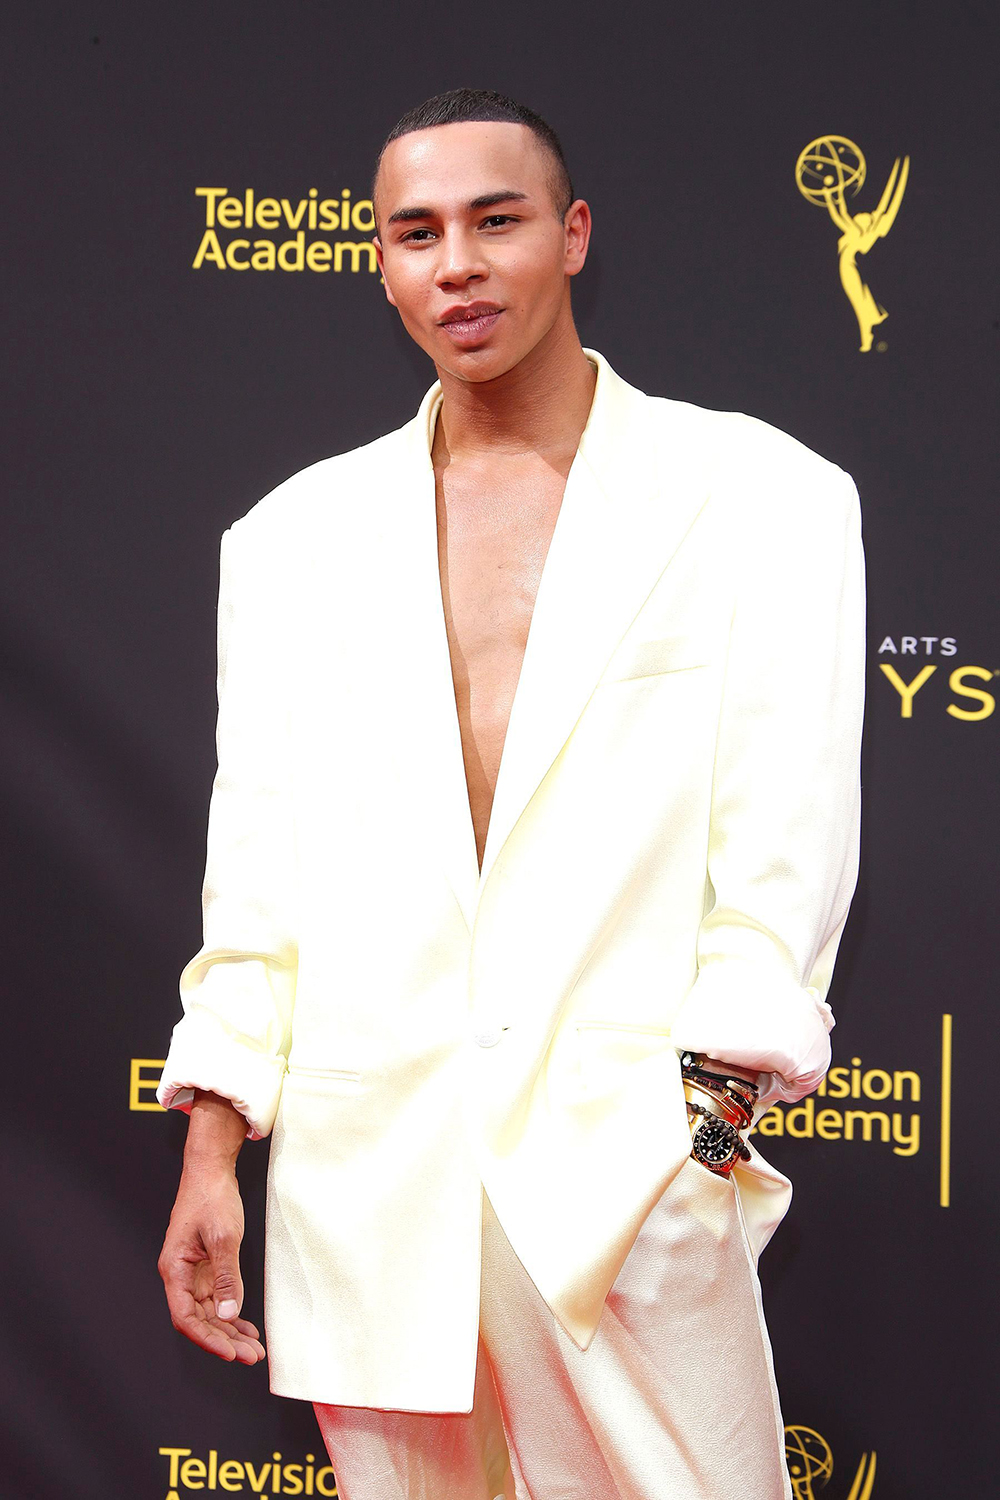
left=680, top=1052, right=755, bottom=1177
left=684, top=1094, right=752, bottom=1175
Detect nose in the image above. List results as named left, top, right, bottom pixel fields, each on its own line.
left=434, top=227, right=488, bottom=292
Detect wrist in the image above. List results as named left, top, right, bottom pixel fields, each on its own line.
left=181, top=1147, right=241, bottom=1179
left=183, top=1091, right=249, bottom=1173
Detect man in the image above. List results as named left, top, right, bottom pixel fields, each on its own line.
left=157, top=89, right=865, bottom=1499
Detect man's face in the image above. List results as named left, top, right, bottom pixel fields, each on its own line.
left=374, top=121, right=587, bottom=383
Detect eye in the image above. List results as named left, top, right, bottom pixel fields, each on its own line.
left=481, top=214, right=519, bottom=229
left=400, top=227, right=436, bottom=242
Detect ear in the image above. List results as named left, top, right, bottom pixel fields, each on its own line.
left=373, top=238, right=398, bottom=305
left=563, top=199, right=592, bottom=278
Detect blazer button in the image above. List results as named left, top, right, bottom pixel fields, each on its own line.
left=473, top=1026, right=503, bottom=1049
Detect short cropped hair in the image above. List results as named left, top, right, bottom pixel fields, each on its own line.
left=373, top=88, right=575, bottom=223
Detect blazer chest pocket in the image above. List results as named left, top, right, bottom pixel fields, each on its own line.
left=599, top=632, right=714, bottom=684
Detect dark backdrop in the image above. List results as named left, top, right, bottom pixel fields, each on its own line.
left=3, top=4, right=997, bottom=1497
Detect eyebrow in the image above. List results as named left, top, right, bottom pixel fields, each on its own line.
left=386, top=190, right=528, bottom=227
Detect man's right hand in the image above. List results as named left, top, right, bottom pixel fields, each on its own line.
left=157, top=1091, right=266, bottom=1366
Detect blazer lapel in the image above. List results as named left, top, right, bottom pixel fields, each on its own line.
left=476, top=350, right=712, bottom=898
left=388, top=349, right=712, bottom=933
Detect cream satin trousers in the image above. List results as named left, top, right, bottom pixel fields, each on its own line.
left=313, top=1161, right=792, bottom=1500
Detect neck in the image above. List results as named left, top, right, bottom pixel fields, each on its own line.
left=432, top=312, right=596, bottom=462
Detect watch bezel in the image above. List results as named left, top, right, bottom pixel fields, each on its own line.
left=690, top=1112, right=742, bottom=1171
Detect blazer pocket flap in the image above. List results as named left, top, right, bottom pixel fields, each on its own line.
left=284, top=1063, right=363, bottom=1086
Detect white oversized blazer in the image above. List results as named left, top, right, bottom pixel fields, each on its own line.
left=158, top=349, right=865, bottom=1411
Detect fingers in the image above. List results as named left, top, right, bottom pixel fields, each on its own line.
left=209, top=1307, right=266, bottom=1365
left=205, top=1313, right=266, bottom=1366
left=209, top=1241, right=245, bottom=1325
left=163, top=1282, right=237, bottom=1360
left=230, top=1315, right=261, bottom=1339
left=209, top=1304, right=266, bottom=1362
left=159, top=1234, right=261, bottom=1364
left=163, top=1283, right=266, bottom=1364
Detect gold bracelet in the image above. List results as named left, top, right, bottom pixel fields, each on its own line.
left=682, top=1078, right=752, bottom=1131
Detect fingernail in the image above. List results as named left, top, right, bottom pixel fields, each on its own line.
left=217, top=1299, right=239, bottom=1319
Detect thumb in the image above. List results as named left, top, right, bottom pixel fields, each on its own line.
left=212, top=1256, right=244, bottom=1323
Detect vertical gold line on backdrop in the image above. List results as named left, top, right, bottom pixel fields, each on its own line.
left=939, top=1013, right=953, bottom=1207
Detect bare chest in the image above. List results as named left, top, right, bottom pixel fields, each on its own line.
left=434, top=458, right=570, bottom=870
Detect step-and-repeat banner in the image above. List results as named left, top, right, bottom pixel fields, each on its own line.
left=3, top=5, right=996, bottom=1498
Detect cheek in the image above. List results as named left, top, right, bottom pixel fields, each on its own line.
left=383, top=262, right=426, bottom=316
left=504, top=241, right=565, bottom=308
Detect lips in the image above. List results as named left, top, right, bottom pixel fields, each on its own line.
left=438, top=302, right=504, bottom=345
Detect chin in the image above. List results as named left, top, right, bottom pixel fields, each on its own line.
left=436, top=343, right=522, bottom=385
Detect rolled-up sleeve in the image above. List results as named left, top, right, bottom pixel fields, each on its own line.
left=669, top=460, right=866, bottom=1107
left=157, top=521, right=297, bottom=1140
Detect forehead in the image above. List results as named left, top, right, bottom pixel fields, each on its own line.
left=376, top=120, right=550, bottom=213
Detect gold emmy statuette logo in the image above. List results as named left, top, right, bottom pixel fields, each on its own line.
left=794, top=136, right=909, bottom=351
left=785, top=1426, right=877, bottom=1500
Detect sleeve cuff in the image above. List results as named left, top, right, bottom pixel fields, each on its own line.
left=155, top=1012, right=288, bottom=1141
left=669, top=968, right=835, bottom=1106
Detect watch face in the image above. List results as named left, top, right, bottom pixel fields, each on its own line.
left=692, top=1116, right=739, bottom=1167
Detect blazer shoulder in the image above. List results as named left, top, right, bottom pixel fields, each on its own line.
left=226, top=422, right=410, bottom=543
left=651, top=395, right=859, bottom=523
left=655, top=393, right=851, bottom=482
left=725, top=408, right=853, bottom=487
